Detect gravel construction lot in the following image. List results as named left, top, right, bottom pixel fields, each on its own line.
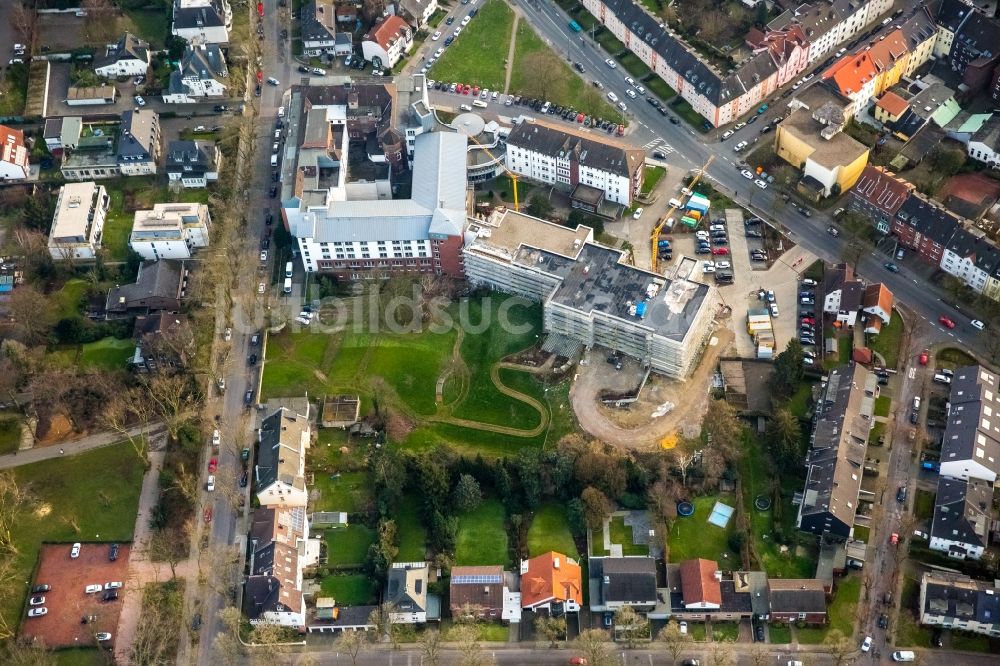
left=21, top=542, right=131, bottom=649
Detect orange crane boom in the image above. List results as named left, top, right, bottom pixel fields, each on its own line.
left=649, top=155, right=714, bottom=273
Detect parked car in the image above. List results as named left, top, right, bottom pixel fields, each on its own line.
left=861, top=636, right=873, bottom=652
left=27, top=608, right=47, bottom=617
left=85, top=584, right=103, bottom=594
left=109, top=543, right=119, bottom=561
left=938, top=315, right=956, bottom=329
left=29, top=595, right=45, bottom=606
left=71, top=543, right=81, bottom=559
left=972, top=319, right=986, bottom=330
left=32, top=584, right=50, bottom=593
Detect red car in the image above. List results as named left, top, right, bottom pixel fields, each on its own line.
left=208, top=458, right=218, bottom=473
left=890, top=532, right=899, bottom=545
left=801, top=317, right=815, bottom=325
left=919, top=350, right=929, bottom=365
left=204, top=507, right=213, bottom=524
left=939, top=315, right=956, bottom=329
left=711, top=247, right=729, bottom=255
left=471, top=86, right=480, bottom=96
left=576, top=113, right=585, bottom=123
left=257, top=2, right=264, bottom=17
left=616, top=125, right=625, bottom=136
left=256, top=70, right=263, bottom=84
left=462, top=86, right=471, bottom=95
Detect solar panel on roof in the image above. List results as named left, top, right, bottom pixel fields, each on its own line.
left=452, top=574, right=501, bottom=584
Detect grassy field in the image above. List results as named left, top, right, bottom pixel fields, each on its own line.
left=430, top=0, right=513, bottom=90
left=617, top=52, right=652, bottom=79
left=54, top=649, right=107, bottom=666
left=644, top=77, right=677, bottom=102
left=786, top=382, right=813, bottom=419
left=319, top=573, right=377, bottom=605
left=527, top=503, right=579, bottom=558
left=914, top=489, right=935, bottom=521
left=1, top=442, right=144, bottom=633
left=874, top=396, right=891, bottom=417
left=54, top=279, right=88, bottom=319
left=441, top=619, right=509, bottom=642
left=768, top=623, right=792, bottom=644
left=712, top=622, right=739, bottom=642
left=0, top=415, right=22, bottom=455
left=796, top=576, right=861, bottom=643
left=123, top=9, right=170, bottom=48
left=50, top=336, right=134, bottom=371
left=937, top=347, right=976, bottom=369
left=456, top=499, right=509, bottom=566
left=870, top=311, right=904, bottom=368
left=667, top=494, right=740, bottom=563
left=396, top=498, right=428, bottom=561
left=641, top=166, right=666, bottom=197
left=508, top=20, right=619, bottom=121
left=609, top=516, right=649, bottom=556
left=594, top=28, right=626, bottom=55
left=311, top=471, right=369, bottom=513
left=324, top=524, right=375, bottom=567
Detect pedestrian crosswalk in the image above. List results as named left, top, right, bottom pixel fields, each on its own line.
left=642, top=136, right=674, bottom=155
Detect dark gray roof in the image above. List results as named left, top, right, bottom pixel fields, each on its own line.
left=173, top=3, right=227, bottom=30
left=799, top=363, right=876, bottom=534
left=952, top=9, right=1000, bottom=58
left=922, top=573, right=1000, bottom=624
left=249, top=507, right=277, bottom=544
left=387, top=565, right=428, bottom=614
left=839, top=280, right=864, bottom=312
left=719, top=580, right=753, bottom=614
left=942, top=365, right=1000, bottom=476
left=596, top=557, right=657, bottom=604
left=935, top=0, right=976, bottom=34
left=166, top=139, right=217, bottom=177
left=599, top=0, right=777, bottom=106
left=930, top=475, right=991, bottom=551
left=180, top=44, right=228, bottom=81
left=507, top=122, right=644, bottom=178
left=972, top=115, right=1000, bottom=151
left=895, top=195, right=961, bottom=246
left=117, top=109, right=158, bottom=162
left=256, top=409, right=283, bottom=491
left=95, top=32, right=149, bottom=70
left=768, top=579, right=827, bottom=614
left=244, top=576, right=295, bottom=619
left=900, top=5, right=940, bottom=49
left=106, top=259, right=185, bottom=311
left=301, top=2, right=337, bottom=41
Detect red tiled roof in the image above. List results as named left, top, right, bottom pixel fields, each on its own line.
left=876, top=91, right=909, bottom=117
left=863, top=283, right=894, bottom=317
left=368, top=15, right=410, bottom=51
left=851, top=166, right=913, bottom=217
left=0, top=124, right=28, bottom=170
left=824, top=52, right=878, bottom=95
left=521, top=551, right=583, bottom=608
left=679, top=558, right=722, bottom=606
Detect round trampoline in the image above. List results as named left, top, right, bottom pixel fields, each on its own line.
left=754, top=495, right=772, bottom=511
left=677, top=501, right=695, bottom=517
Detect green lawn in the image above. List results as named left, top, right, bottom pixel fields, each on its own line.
left=852, top=524, right=870, bottom=543
left=456, top=499, right=509, bottom=566
left=441, top=619, right=510, bottom=642
left=123, top=9, right=170, bottom=48
left=396, top=498, right=428, bottom=561
left=641, top=166, right=666, bottom=197
left=324, top=524, right=375, bottom=567
left=508, top=20, right=619, bottom=122
left=870, top=311, right=904, bottom=369
left=688, top=622, right=707, bottom=641
left=838, top=335, right=852, bottom=364
left=429, top=0, right=513, bottom=90
left=644, top=77, right=677, bottom=103
left=786, top=382, right=813, bottom=419
left=609, top=515, right=649, bottom=556
left=319, top=573, right=377, bottom=605
left=617, top=52, right=652, bottom=79
left=79, top=337, right=134, bottom=369
left=671, top=97, right=711, bottom=133
left=54, top=649, right=107, bottom=666
left=667, top=494, right=740, bottom=563
left=1, top=442, right=144, bottom=633
left=914, top=489, right=935, bottom=521
left=712, top=622, right=739, bottom=642
left=951, top=632, right=992, bottom=652
left=874, top=396, right=891, bottom=417
left=937, top=347, right=976, bottom=369
left=54, top=278, right=88, bottom=319
left=0, top=415, right=22, bottom=455
left=527, top=503, right=579, bottom=558
left=594, top=28, right=626, bottom=55
left=768, top=623, right=792, bottom=644
left=311, top=471, right=369, bottom=513
left=894, top=610, right=933, bottom=648
left=796, top=576, right=861, bottom=643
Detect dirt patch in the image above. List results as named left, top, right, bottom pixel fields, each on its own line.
left=36, top=413, right=75, bottom=444
left=570, top=326, right=735, bottom=448
left=22, top=542, right=131, bottom=649
left=385, top=408, right=415, bottom=441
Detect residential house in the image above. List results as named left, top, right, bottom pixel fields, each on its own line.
left=822, top=30, right=909, bottom=114
left=774, top=87, right=869, bottom=198
left=665, top=562, right=767, bottom=621
left=117, top=109, right=160, bottom=176
left=106, top=259, right=188, bottom=316
left=506, top=121, right=645, bottom=207
left=519, top=551, right=583, bottom=614
left=361, top=16, right=413, bottom=70
left=463, top=210, right=716, bottom=380
left=47, top=182, right=109, bottom=260
left=94, top=32, right=150, bottom=78
left=130, top=311, right=191, bottom=372
left=941, top=3, right=1000, bottom=97
left=940, top=365, right=1000, bottom=482
left=0, top=124, right=30, bottom=181
left=677, top=559, right=721, bottom=614
left=386, top=563, right=440, bottom=624
left=165, top=140, right=220, bottom=188
left=892, top=194, right=962, bottom=265
left=589, top=557, right=658, bottom=613
left=449, top=566, right=519, bottom=622
left=245, top=505, right=311, bottom=629
left=163, top=44, right=228, bottom=103
left=797, top=363, right=877, bottom=540
left=43, top=118, right=63, bottom=154
left=255, top=407, right=311, bottom=507
left=875, top=91, right=910, bottom=126
left=850, top=165, right=913, bottom=233
left=861, top=283, right=893, bottom=335
left=129, top=203, right=212, bottom=261
left=967, top=115, right=1000, bottom=167
left=744, top=23, right=811, bottom=89
left=395, top=0, right=438, bottom=29
left=768, top=579, right=828, bottom=624
left=823, top=278, right=864, bottom=327
left=301, top=1, right=339, bottom=55
left=941, top=227, right=1000, bottom=294
left=900, top=4, right=941, bottom=77
left=919, top=571, right=1000, bottom=638
left=929, top=475, right=992, bottom=560
left=172, top=0, right=232, bottom=44
left=334, top=32, right=353, bottom=57
left=769, top=0, right=893, bottom=67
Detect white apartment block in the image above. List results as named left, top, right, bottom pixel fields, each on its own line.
left=255, top=407, right=311, bottom=508
left=172, top=0, right=232, bottom=44
left=129, top=203, right=211, bottom=260
left=48, top=182, right=109, bottom=260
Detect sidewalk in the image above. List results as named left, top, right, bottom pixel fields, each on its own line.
left=0, top=422, right=165, bottom=470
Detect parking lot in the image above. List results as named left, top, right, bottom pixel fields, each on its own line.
left=21, top=542, right=130, bottom=649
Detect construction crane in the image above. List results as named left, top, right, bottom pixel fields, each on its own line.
left=468, top=133, right=520, bottom=211
left=649, top=155, right=715, bottom=274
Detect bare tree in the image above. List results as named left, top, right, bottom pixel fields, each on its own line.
left=142, top=373, right=197, bottom=442
left=658, top=619, right=691, bottom=665
left=535, top=615, right=567, bottom=647
left=823, top=628, right=854, bottom=666
left=419, top=628, right=443, bottom=666
left=0, top=558, right=25, bottom=640
left=336, top=630, right=367, bottom=666
left=707, top=640, right=735, bottom=666
left=129, top=583, right=181, bottom=666
left=147, top=528, right=187, bottom=579
left=613, top=605, right=650, bottom=648
left=2, top=638, right=53, bottom=666
left=574, top=629, right=614, bottom=666
left=7, top=285, right=56, bottom=345
left=101, top=388, right=155, bottom=462
left=748, top=643, right=769, bottom=666
left=10, top=3, right=37, bottom=45
left=0, top=471, right=31, bottom=554
left=450, top=622, right=495, bottom=666
left=82, top=0, right=118, bottom=44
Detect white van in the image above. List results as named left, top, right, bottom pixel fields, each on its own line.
left=891, top=652, right=915, bottom=662
left=284, top=261, right=293, bottom=278
left=668, top=197, right=683, bottom=209
left=472, top=99, right=487, bottom=108
left=270, top=154, right=278, bottom=167
left=283, top=277, right=292, bottom=294
left=459, top=104, right=472, bottom=111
